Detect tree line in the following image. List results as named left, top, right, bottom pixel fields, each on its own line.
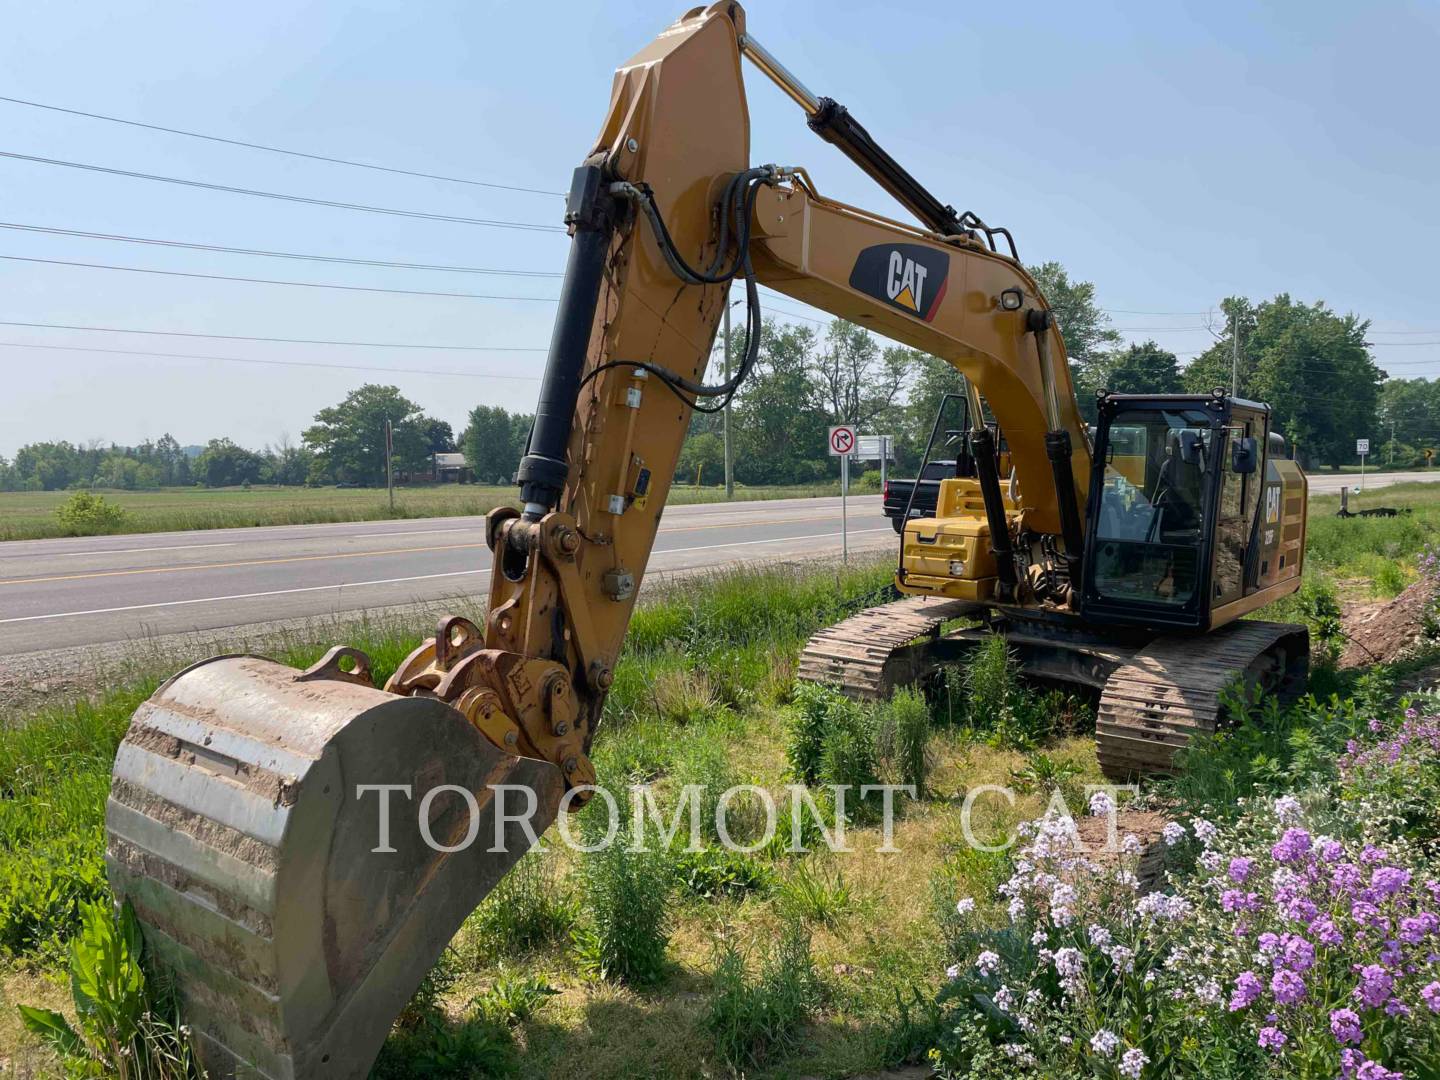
left=3, top=263, right=1429, bottom=493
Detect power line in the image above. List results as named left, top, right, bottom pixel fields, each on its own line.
left=1101, top=308, right=1209, bottom=316
left=0, top=94, right=565, bottom=198
left=0, top=222, right=562, bottom=277
left=1113, top=325, right=1214, bottom=333
left=0, top=319, right=548, bottom=352
left=0, top=150, right=566, bottom=233
left=0, top=253, right=562, bottom=302
left=0, top=340, right=541, bottom=380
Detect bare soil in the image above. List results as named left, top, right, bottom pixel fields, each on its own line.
left=1340, top=576, right=1439, bottom=667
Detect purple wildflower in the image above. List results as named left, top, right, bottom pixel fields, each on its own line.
left=1354, top=964, right=1394, bottom=1008
left=1228, top=856, right=1255, bottom=884
left=1257, top=1026, right=1287, bottom=1053
left=1310, top=915, right=1345, bottom=947
left=1271, top=968, right=1307, bottom=1005
left=1229, top=971, right=1263, bottom=1011
left=1421, top=981, right=1440, bottom=1013
left=1281, top=934, right=1315, bottom=972
left=1330, top=1008, right=1363, bottom=1045
left=1271, top=827, right=1313, bottom=865
left=1370, top=866, right=1411, bottom=897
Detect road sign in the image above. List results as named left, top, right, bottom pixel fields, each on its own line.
left=854, top=435, right=894, bottom=462
left=1425, top=448, right=1435, bottom=463
left=828, top=425, right=857, bottom=457
left=1356, top=438, right=1370, bottom=455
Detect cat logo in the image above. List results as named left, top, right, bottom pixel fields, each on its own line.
left=847, top=243, right=950, bottom=322
left=1265, top=484, right=1281, bottom=524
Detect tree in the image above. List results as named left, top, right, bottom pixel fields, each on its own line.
left=811, top=320, right=909, bottom=431
left=1028, top=261, right=1122, bottom=422
left=12, top=441, right=82, bottom=491
left=1180, top=297, right=1257, bottom=396
left=420, top=418, right=456, bottom=455
left=461, top=405, right=531, bottom=485
left=1379, top=378, right=1440, bottom=463
left=302, top=384, right=431, bottom=485
left=1100, top=341, right=1182, bottom=396
left=153, top=434, right=190, bottom=486
left=677, top=432, right=724, bottom=486
left=1187, top=295, right=1382, bottom=468
left=264, top=434, right=315, bottom=486
left=194, top=438, right=266, bottom=487
left=903, top=352, right=969, bottom=469
left=731, top=320, right=829, bottom=485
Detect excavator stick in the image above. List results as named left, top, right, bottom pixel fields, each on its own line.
left=106, top=651, right=561, bottom=1078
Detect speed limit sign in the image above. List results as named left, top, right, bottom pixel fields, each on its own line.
left=828, top=425, right=857, bottom=457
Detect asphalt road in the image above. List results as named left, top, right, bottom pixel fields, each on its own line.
left=2, top=470, right=1435, bottom=661
left=1305, top=470, right=1436, bottom=494
left=0, top=496, right=891, bottom=657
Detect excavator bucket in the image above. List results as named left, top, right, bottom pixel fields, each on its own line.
left=105, top=649, right=562, bottom=1079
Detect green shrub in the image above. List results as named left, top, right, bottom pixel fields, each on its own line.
left=818, top=694, right=880, bottom=810
left=962, top=633, right=1014, bottom=730
left=670, top=737, right=739, bottom=845
left=374, top=950, right=514, bottom=1078
left=704, top=919, right=821, bottom=1071
left=573, top=812, right=673, bottom=986
left=53, top=491, right=129, bottom=536
left=463, top=851, right=576, bottom=961
left=1373, top=558, right=1408, bottom=598
left=671, top=847, right=774, bottom=900
left=1008, top=751, right=1083, bottom=805
left=951, top=635, right=1055, bottom=749
left=776, top=861, right=852, bottom=928
left=877, top=686, right=931, bottom=795
left=786, top=681, right=840, bottom=784
left=18, top=901, right=199, bottom=1079
left=472, top=969, right=558, bottom=1027
left=854, top=468, right=883, bottom=492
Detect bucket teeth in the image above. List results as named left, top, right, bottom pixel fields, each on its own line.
left=106, top=654, right=562, bottom=1079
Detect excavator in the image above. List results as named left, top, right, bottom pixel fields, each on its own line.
left=103, top=4, right=1311, bottom=1076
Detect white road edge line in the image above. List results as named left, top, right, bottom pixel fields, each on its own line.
left=0, top=527, right=894, bottom=626
left=0, top=541, right=241, bottom=559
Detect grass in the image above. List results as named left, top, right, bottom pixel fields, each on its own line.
left=0, top=482, right=844, bottom=541
left=1304, top=481, right=1440, bottom=595
left=4, top=486, right=1437, bottom=1077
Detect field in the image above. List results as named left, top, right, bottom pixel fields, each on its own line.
left=0, top=482, right=844, bottom=541
left=1, top=492, right=1437, bottom=1078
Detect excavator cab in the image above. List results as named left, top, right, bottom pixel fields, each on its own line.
left=1080, top=391, right=1277, bottom=632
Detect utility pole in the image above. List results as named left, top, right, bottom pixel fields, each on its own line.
left=1231, top=309, right=1239, bottom=396
left=722, top=296, right=734, bottom=499
left=384, top=418, right=394, bottom=513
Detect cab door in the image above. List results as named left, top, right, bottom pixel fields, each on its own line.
left=1212, top=411, right=1264, bottom=607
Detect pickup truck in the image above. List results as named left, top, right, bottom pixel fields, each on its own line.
left=882, top=460, right=957, bottom=533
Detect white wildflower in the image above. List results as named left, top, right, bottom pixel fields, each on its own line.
left=1090, top=1028, right=1120, bottom=1056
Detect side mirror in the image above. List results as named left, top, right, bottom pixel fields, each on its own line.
left=1231, top=436, right=1259, bottom=475
left=1178, top=430, right=1206, bottom=468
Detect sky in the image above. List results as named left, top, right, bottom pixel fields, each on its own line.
left=2, top=0, right=1438, bottom=458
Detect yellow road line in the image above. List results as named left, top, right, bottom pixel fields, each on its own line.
left=0, top=543, right=489, bottom=587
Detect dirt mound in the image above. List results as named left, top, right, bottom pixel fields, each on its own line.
left=1341, top=577, right=1438, bottom=667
